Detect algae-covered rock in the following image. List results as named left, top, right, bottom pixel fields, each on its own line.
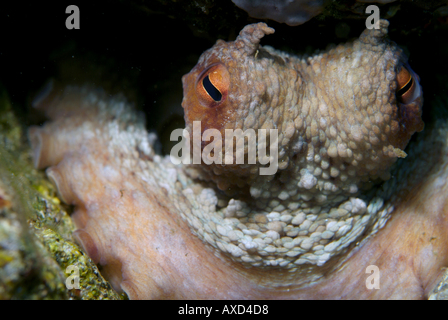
left=0, top=85, right=122, bottom=300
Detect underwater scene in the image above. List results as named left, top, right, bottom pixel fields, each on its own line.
left=1, top=0, right=448, bottom=300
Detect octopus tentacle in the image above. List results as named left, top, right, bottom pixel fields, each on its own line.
left=46, top=165, right=78, bottom=205
left=28, top=127, right=63, bottom=169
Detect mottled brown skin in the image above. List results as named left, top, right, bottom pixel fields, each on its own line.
left=26, top=21, right=448, bottom=299
left=177, top=21, right=429, bottom=273
left=180, top=20, right=445, bottom=297
left=182, top=21, right=423, bottom=201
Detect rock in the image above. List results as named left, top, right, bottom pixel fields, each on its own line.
left=0, top=86, right=122, bottom=300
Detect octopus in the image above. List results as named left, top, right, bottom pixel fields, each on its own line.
left=27, top=20, right=448, bottom=299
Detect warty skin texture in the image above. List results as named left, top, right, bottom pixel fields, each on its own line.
left=27, top=21, right=448, bottom=299
left=182, top=21, right=423, bottom=198
left=180, top=20, right=425, bottom=270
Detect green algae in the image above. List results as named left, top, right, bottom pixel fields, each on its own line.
left=0, top=85, right=122, bottom=300
left=32, top=222, right=122, bottom=300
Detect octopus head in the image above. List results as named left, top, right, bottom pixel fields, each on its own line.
left=182, top=20, right=424, bottom=197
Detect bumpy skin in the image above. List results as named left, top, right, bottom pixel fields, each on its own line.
left=180, top=20, right=424, bottom=269
left=27, top=21, right=448, bottom=299
left=183, top=21, right=423, bottom=200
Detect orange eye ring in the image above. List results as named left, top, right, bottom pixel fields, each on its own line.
left=196, top=63, right=230, bottom=108
left=396, top=66, right=416, bottom=104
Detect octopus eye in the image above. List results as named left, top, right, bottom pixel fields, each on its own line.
left=396, top=66, right=417, bottom=104
left=202, top=75, right=222, bottom=101
left=196, top=63, right=230, bottom=107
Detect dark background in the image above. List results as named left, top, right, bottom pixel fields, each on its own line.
left=1, top=0, right=447, bottom=152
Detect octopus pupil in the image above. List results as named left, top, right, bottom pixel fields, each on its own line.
left=397, top=77, right=413, bottom=98
left=203, top=75, right=222, bottom=102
